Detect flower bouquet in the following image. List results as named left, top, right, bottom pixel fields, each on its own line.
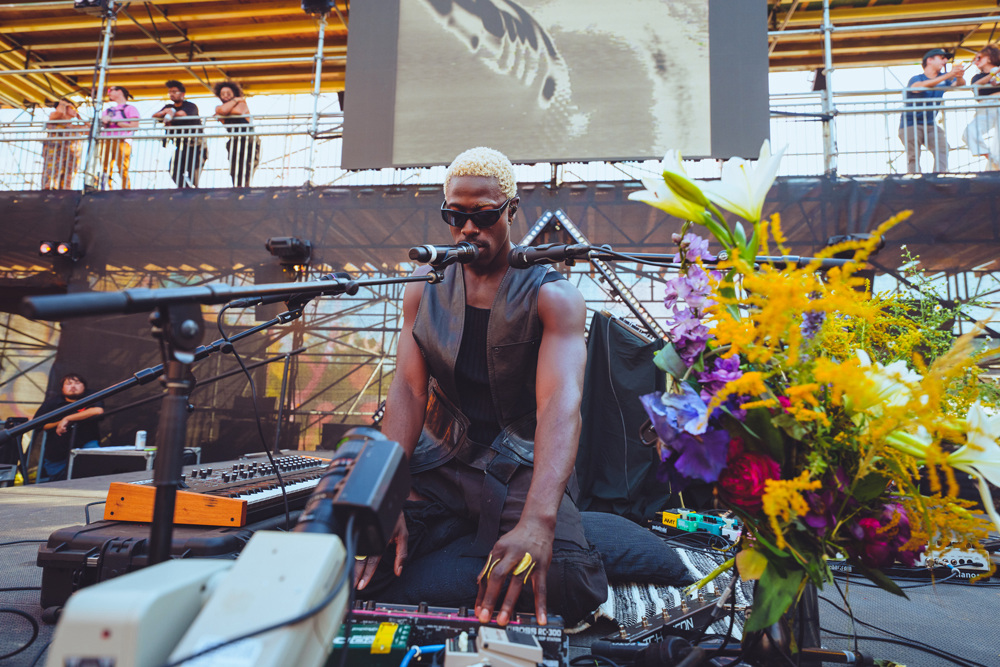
left=630, top=142, right=1000, bottom=633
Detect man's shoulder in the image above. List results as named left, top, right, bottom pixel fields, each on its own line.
left=183, top=101, right=200, bottom=113
left=908, top=73, right=929, bottom=85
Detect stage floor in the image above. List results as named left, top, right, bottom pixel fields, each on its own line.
left=2, top=461, right=999, bottom=667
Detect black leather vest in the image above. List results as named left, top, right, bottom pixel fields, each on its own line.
left=410, top=262, right=550, bottom=472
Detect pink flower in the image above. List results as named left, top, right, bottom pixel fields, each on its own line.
left=717, top=439, right=781, bottom=513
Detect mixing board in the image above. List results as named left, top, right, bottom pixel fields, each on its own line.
left=104, top=454, right=330, bottom=526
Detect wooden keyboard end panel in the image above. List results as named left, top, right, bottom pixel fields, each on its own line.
left=104, top=482, right=248, bottom=527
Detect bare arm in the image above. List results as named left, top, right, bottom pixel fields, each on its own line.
left=215, top=98, right=249, bottom=117
left=46, top=406, right=104, bottom=436
left=475, top=278, right=587, bottom=626
left=912, top=65, right=965, bottom=88
left=355, top=267, right=430, bottom=588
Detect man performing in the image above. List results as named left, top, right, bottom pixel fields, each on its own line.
left=32, top=373, right=104, bottom=482
left=153, top=80, right=205, bottom=188
left=355, top=147, right=607, bottom=627
left=899, top=48, right=966, bottom=173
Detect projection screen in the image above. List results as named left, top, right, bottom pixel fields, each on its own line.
left=342, top=0, right=768, bottom=169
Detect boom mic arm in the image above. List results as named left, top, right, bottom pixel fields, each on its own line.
left=507, top=243, right=592, bottom=268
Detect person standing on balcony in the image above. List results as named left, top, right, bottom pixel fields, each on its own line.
left=99, top=85, right=139, bottom=189
left=898, top=48, right=965, bottom=173
left=962, top=45, right=1000, bottom=171
left=153, top=80, right=206, bottom=188
left=40, top=99, right=85, bottom=190
left=214, top=81, right=260, bottom=187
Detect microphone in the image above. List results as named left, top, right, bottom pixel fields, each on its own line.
left=227, top=272, right=352, bottom=308
left=408, top=242, right=479, bottom=265
left=507, top=243, right=591, bottom=268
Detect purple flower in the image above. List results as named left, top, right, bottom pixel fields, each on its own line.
left=697, top=356, right=743, bottom=403
left=672, top=233, right=713, bottom=263
left=671, top=312, right=710, bottom=366
left=668, top=428, right=732, bottom=484
left=642, top=385, right=729, bottom=487
left=640, top=384, right=707, bottom=442
left=801, top=309, right=825, bottom=339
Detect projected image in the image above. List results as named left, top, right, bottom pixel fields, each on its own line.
left=393, top=0, right=711, bottom=165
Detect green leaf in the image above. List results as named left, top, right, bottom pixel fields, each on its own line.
left=854, top=562, right=909, bottom=599
left=701, top=213, right=734, bottom=249
left=736, top=548, right=768, bottom=580
left=744, top=560, right=806, bottom=632
left=733, top=220, right=748, bottom=253
left=653, top=344, right=687, bottom=379
left=853, top=473, right=890, bottom=503
left=742, top=407, right=786, bottom=464
left=772, top=412, right=811, bottom=442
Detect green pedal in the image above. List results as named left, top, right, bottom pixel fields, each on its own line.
left=327, top=621, right=412, bottom=667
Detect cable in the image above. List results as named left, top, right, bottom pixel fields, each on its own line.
left=0, top=539, right=45, bottom=547
left=216, top=304, right=292, bottom=529
left=163, top=513, right=357, bottom=667
left=0, top=608, right=40, bottom=659
left=820, top=627, right=986, bottom=667
left=0, top=587, right=42, bottom=592
left=28, top=641, right=50, bottom=667
left=568, top=655, right=624, bottom=667
left=84, top=499, right=105, bottom=524
left=399, top=644, right=446, bottom=667
left=819, top=594, right=988, bottom=667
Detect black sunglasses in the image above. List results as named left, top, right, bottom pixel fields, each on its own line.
left=440, top=198, right=511, bottom=228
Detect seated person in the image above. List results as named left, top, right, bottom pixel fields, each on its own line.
left=354, top=147, right=608, bottom=627
left=32, top=373, right=104, bottom=482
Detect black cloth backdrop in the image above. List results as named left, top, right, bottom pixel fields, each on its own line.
left=576, top=311, right=670, bottom=522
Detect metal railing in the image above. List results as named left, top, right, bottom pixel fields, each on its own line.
left=3, top=90, right=1000, bottom=191
left=0, top=111, right=344, bottom=191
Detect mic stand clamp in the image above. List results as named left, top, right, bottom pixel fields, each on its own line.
left=147, top=301, right=205, bottom=566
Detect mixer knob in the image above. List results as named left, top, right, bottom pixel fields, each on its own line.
left=458, top=605, right=468, bottom=617
left=365, top=600, right=376, bottom=611
left=417, top=602, right=429, bottom=614
left=180, top=474, right=186, bottom=482
left=222, top=473, right=230, bottom=483
left=206, top=468, right=213, bottom=476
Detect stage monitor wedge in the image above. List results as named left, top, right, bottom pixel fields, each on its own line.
left=342, top=0, right=769, bottom=169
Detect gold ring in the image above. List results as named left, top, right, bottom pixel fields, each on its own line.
left=512, top=552, right=533, bottom=576
left=522, top=561, right=536, bottom=584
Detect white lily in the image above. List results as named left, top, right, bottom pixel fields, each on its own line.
left=847, top=350, right=925, bottom=417
left=947, top=402, right=1000, bottom=532
left=702, top=140, right=786, bottom=223
left=628, top=173, right=707, bottom=222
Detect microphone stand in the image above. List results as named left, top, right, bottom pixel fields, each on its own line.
left=583, top=246, right=853, bottom=270
left=17, top=269, right=444, bottom=566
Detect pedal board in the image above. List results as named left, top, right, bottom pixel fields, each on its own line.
left=331, top=601, right=567, bottom=666
left=602, top=594, right=723, bottom=643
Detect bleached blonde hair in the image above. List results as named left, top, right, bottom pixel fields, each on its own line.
left=443, top=147, right=517, bottom=199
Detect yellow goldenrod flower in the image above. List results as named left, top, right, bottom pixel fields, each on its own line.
left=762, top=472, right=823, bottom=549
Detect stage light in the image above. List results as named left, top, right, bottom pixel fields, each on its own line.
left=266, top=237, right=312, bottom=274
left=39, top=236, right=83, bottom=261
left=73, top=0, right=111, bottom=15
left=301, top=0, right=332, bottom=15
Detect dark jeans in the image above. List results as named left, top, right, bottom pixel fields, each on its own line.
left=169, top=138, right=205, bottom=188
left=357, top=458, right=608, bottom=625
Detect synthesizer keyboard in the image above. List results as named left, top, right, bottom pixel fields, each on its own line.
left=104, top=455, right=330, bottom=527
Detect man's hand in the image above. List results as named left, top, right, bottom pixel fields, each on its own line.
left=353, top=511, right=408, bottom=590
left=55, top=417, right=72, bottom=436
left=950, top=63, right=966, bottom=79
left=475, top=516, right=554, bottom=627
